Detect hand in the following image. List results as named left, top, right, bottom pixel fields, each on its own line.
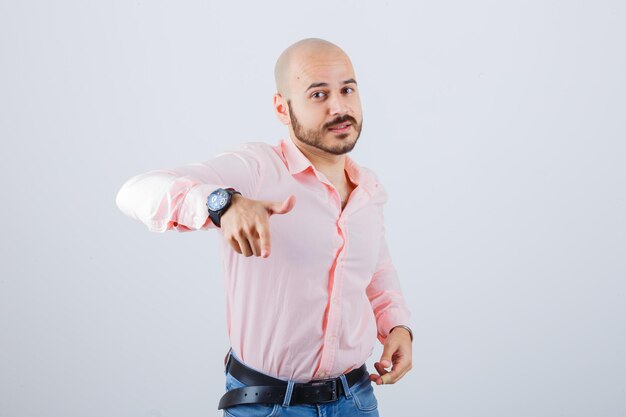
left=220, top=194, right=296, bottom=258
left=369, top=327, right=413, bottom=385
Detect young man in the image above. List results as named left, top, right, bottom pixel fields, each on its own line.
left=116, top=38, right=413, bottom=416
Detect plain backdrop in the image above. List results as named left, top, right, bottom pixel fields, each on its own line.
left=1, top=1, right=625, bottom=416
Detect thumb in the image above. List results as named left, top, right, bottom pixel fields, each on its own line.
left=266, top=195, right=296, bottom=216
left=378, top=341, right=394, bottom=369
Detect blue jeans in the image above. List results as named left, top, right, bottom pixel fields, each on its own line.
left=222, top=350, right=380, bottom=417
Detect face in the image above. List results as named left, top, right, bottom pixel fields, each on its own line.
left=287, top=99, right=362, bottom=155
left=278, top=52, right=363, bottom=156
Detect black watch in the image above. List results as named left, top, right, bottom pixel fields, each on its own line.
left=206, top=187, right=241, bottom=227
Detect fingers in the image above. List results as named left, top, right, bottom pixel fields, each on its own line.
left=228, top=223, right=269, bottom=258
left=371, top=341, right=413, bottom=385
left=227, top=224, right=266, bottom=258
left=369, top=360, right=386, bottom=384
left=370, top=362, right=388, bottom=385
left=232, top=232, right=254, bottom=257
left=381, top=359, right=411, bottom=385
left=249, top=230, right=263, bottom=257
left=372, top=360, right=400, bottom=385
left=223, top=195, right=295, bottom=258
left=228, top=235, right=243, bottom=255
left=239, top=236, right=254, bottom=257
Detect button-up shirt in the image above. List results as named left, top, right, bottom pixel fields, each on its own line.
left=115, top=138, right=411, bottom=382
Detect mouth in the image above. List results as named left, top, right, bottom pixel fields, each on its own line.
left=327, top=122, right=352, bottom=134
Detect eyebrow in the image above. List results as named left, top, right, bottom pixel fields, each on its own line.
left=305, top=78, right=358, bottom=92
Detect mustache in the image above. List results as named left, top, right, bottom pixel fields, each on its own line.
left=323, top=115, right=358, bottom=129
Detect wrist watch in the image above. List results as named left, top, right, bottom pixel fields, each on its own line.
left=206, top=187, right=241, bottom=227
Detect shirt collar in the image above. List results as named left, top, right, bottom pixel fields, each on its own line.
left=279, top=138, right=376, bottom=196
left=280, top=138, right=313, bottom=175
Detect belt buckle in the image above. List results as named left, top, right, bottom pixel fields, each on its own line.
left=311, top=379, right=338, bottom=403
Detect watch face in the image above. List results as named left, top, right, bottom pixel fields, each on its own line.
left=207, top=189, right=230, bottom=211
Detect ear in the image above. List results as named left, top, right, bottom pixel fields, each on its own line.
left=273, top=93, right=291, bottom=126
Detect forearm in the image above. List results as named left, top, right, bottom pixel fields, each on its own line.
left=366, top=232, right=412, bottom=344
left=115, top=144, right=263, bottom=232
left=115, top=172, right=222, bottom=232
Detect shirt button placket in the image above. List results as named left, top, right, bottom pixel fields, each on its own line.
left=318, top=216, right=347, bottom=378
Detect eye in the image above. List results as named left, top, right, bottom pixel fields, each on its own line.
left=343, top=86, right=355, bottom=94
left=311, top=91, right=327, bottom=99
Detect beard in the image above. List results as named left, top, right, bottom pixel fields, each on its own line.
left=287, top=100, right=362, bottom=155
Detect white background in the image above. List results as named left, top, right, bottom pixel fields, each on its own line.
left=1, top=1, right=625, bottom=416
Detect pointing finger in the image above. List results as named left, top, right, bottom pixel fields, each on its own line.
left=266, top=195, right=296, bottom=216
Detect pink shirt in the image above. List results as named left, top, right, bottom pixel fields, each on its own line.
left=115, top=138, right=411, bottom=382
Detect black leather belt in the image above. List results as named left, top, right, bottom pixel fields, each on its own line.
left=218, top=352, right=368, bottom=409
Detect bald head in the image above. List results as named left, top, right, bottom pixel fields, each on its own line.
left=274, top=38, right=354, bottom=97
left=272, top=38, right=363, bottom=156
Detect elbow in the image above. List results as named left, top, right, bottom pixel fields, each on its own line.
left=114, top=172, right=177, bottom=232
left=115, top=183, right=128, bottom=214
left=115, top=180, right=134, bottom=218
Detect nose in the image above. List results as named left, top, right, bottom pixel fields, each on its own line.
left=327, top=93, right=350, bottom=116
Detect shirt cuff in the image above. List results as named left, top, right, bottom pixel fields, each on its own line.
left=178, top=183, right=220, bottom=230
left=376, top=309, right=412, bottom=344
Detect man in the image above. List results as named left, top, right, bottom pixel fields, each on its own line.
left=116, top=38, right=413, bottom=416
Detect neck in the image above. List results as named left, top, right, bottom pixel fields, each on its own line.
left=290, top=136, right=346, bottom=182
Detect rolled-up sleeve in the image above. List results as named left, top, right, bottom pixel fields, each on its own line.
left=365, top=196, right=412, bottom=344
left=115, top=143, right=263, bottom=233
